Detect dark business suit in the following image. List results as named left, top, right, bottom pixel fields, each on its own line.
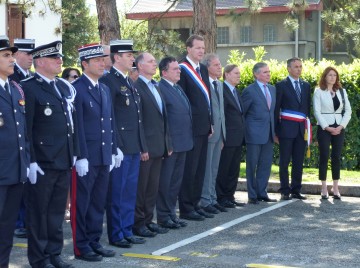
left=156, top=78, right=193, bottom=223
left=241, top=81, right=275, bottom=200
left=0, top=80, right=29, bottom=267
left=275, top=77, right=311, bottom=195
left=133, top=77, right=172, bottom=232
left=100, top=67, right=145, bottom=243
left=22, top=74, right=80, bottom=267
left=216, top=82, right=245, bottom=204
left=200, top=79, right=225, bottom=207
left=178, top=58, right=212, bottom=214
left=71, top=75, right=117, bottom=256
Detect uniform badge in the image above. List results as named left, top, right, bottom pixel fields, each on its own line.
left=19, top=99, right=25, bottom=106
left=0, top=116, right=4, bottom=127
left=44, top=106, right=52, bottom=116
left=126, top=98, right=130, bottom=106
left=120, top=86, right=127, bottom=92
left=36, top=77, right=43, bottom=83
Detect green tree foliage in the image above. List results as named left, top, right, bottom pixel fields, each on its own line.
left=120, top=1, right=185, bottom=59
left=322, top=0, right=360, bottom=58
left=228, top=49, right=360, bottom=170
left=62, top=0, right=98, bottom=66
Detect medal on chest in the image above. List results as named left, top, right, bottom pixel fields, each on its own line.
left=0, top=113, right=4, bottom=127
left=44, top=104, right=52, bottom=116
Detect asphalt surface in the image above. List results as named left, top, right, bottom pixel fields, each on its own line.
left=9, top=191, right=360, bottom=268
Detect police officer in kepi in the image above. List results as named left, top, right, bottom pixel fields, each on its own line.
left=71, top=43, right=121, bottom=262
left=10, top=38, right=35, bottom=240
left=0, top=35, right=29, bottom=268
left=21, top=41, right=79, bottom=268
left=9, top=38, right=35, bottom=83
left=100, top=40, right=146, bottom=248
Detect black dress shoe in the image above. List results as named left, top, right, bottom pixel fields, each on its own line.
left=110, top=239, right=131, bottom=248
left=133, top=227, right=157, bottom=237
left=281, top=194, right=292, bottom=200
left=202, top=205, right=220, bottom=214
left=180, top=211, right=205, bottom=221
left=75, top=252, right=102, bottom=262
left=172, top=218, right=188, bottom=227
left=291, top=193, right=307, bottom=200
left=220, top=200, right=236, bottom=208
left=125, top=236, right=146, bottom=244
left=333, top=194, right=341, bottom=200
left=232, top=200, right=246, bottom=207
left=213, top=203, right=228, bottom=212
left=248, top=198, right=259, bottom=204
left=258, top=196, right=277, bottom=202
left=321, top=193, right=329, bottom=200
left=92, top=247, right=115, bottom=257
left=50, top=255, right=74, bottom=268
left=14, top=228, right=27, bottom=238
left=196, top=208, right=214, bottom=218
left=146, top=223, right=169, bottom=234
left=158, top=219, right=181, bottom=229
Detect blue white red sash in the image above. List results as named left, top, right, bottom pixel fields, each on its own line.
left=280, top=109, right=312, bottom=156
left=179, top=62, right=210, bottom=107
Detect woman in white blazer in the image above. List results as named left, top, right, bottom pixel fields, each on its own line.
left=313, top=66, right=352, bottom=200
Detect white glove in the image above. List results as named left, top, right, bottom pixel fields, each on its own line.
left=110, top=154, right=115, bottom=172
left=75, top=159, right=89, bottom=177
left=73, top=156, right=77, bottom=166
left=114, top=148, right=124, bottom=168
left=28, top=162, right=45, bottom=184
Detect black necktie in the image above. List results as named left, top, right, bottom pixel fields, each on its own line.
left=174, top=84, right=188, bottom=107
left=4, top=82, right=11, bottom=95
left=196, top=67, right=202, bottom=78
left=212, top=81, right=220, bottom=102
left=95, top=84, right=100, bottom=95
left=50, top=81, right=62, bottom=98
left=232, top=88, right=242, bottom=112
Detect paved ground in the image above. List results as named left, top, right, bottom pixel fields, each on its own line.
left=9, top=191, right=360, bottom=268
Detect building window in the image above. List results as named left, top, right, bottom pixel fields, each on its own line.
left=240, top=26, right=252, bottom=43
left=263, top=24, right=276, bottom=42
left=217, top=27, right=229, bottom=44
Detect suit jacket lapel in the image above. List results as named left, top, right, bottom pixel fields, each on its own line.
left=0, top=84, right=12, bottom=104
left=254, top=82, right=268, bottom=108
left=139, top=79, right=162, bottom=115
left=82, top=75, right=101, bottom=104
left=34, top=74, right=62, bottom=101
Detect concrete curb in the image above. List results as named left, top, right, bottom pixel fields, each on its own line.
left=237, top=178, right=360, bottom=197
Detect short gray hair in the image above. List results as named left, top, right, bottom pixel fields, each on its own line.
left=202, top=53, right=219, bottom=68
left=253, top=62, right=268, bottom=74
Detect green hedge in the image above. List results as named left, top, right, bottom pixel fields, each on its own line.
left=228, top=48, right=360, bottom=170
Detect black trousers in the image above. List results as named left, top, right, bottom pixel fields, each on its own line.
left=0, top=183, right=23, bottom=267
left=279, top=133, right=307, bottom=195
left=179, top=135, right=208, bottom=214
left=317, top=125, right=345, bottom=181
left=27, top=169, right=71, bottom=268
left=216, top=145, right=243, bottom=203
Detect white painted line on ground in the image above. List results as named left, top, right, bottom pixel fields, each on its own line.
left=152, top=200, right=297, bottom=256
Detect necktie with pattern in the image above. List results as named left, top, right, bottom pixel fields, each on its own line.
left=264, top=84, right=271, bottom=110
left=294, top=80, right=301, bottom=102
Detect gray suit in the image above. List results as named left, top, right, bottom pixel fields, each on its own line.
left=200, top=79, right=226, bottom=207
left=241, top=81, right=275, bottom=199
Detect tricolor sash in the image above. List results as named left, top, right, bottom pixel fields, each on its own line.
left=280, top=109, right=312, bottom=157
left=179, top=62, right=210, bottom=107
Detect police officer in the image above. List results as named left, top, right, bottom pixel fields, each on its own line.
left=9, top=38, right=35, bottom=83
left=10, top=38, right=35, bottom=239
left=100, top=40, right=146, bottom=248
left=22, top=41, right=79, bottom=268
left=71, top=43, right=120, bottom=262
left=0, top=35, right=29, bottom=268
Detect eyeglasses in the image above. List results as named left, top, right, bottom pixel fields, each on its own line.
left=69, top=75, right=79, bottom=79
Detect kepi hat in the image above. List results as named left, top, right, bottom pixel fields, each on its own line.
left=78, top=43, right=106, bottom=61
left=31, top=41, right=63, bottom=59
left=110, top=39, right=137, bottom=53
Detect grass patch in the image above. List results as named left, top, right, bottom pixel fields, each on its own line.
left=239, top=163, right=360, bottom=185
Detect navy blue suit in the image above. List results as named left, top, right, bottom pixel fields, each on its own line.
left=22, top=74, right=79, bottom=267
left=0, top=80, right=29, bottom=267
left=178, top=59, right=212, bottom=214
left=156, top=79, right=193, bottom=223
left=71, top=75, right=117, bottom=256
left=275, top=77, right=311, bottom=195
left=100, top=67, right=145, bottom=243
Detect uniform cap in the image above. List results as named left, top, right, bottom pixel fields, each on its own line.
left=110, top=39, right=137, bottom=53
left=78, top=43, right=106, bottom=61
left=31, top=41, right=63, bottom=59
left=14, top=38, right=35, bottom=52
left=0, top=35, right=18, bottom=53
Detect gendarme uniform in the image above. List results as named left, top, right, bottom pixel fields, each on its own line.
left=100, top=40, right=146, bottom=247
left=21, top=41, right=79, bottom=268
left=0, top=35, right=29, bottom=267
left=9, top=38, right=35, bottom=83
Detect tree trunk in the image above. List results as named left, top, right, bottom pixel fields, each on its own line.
left=95, top=0, right=121, bottom=44
left=192, top=0, right=217, bottom=53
